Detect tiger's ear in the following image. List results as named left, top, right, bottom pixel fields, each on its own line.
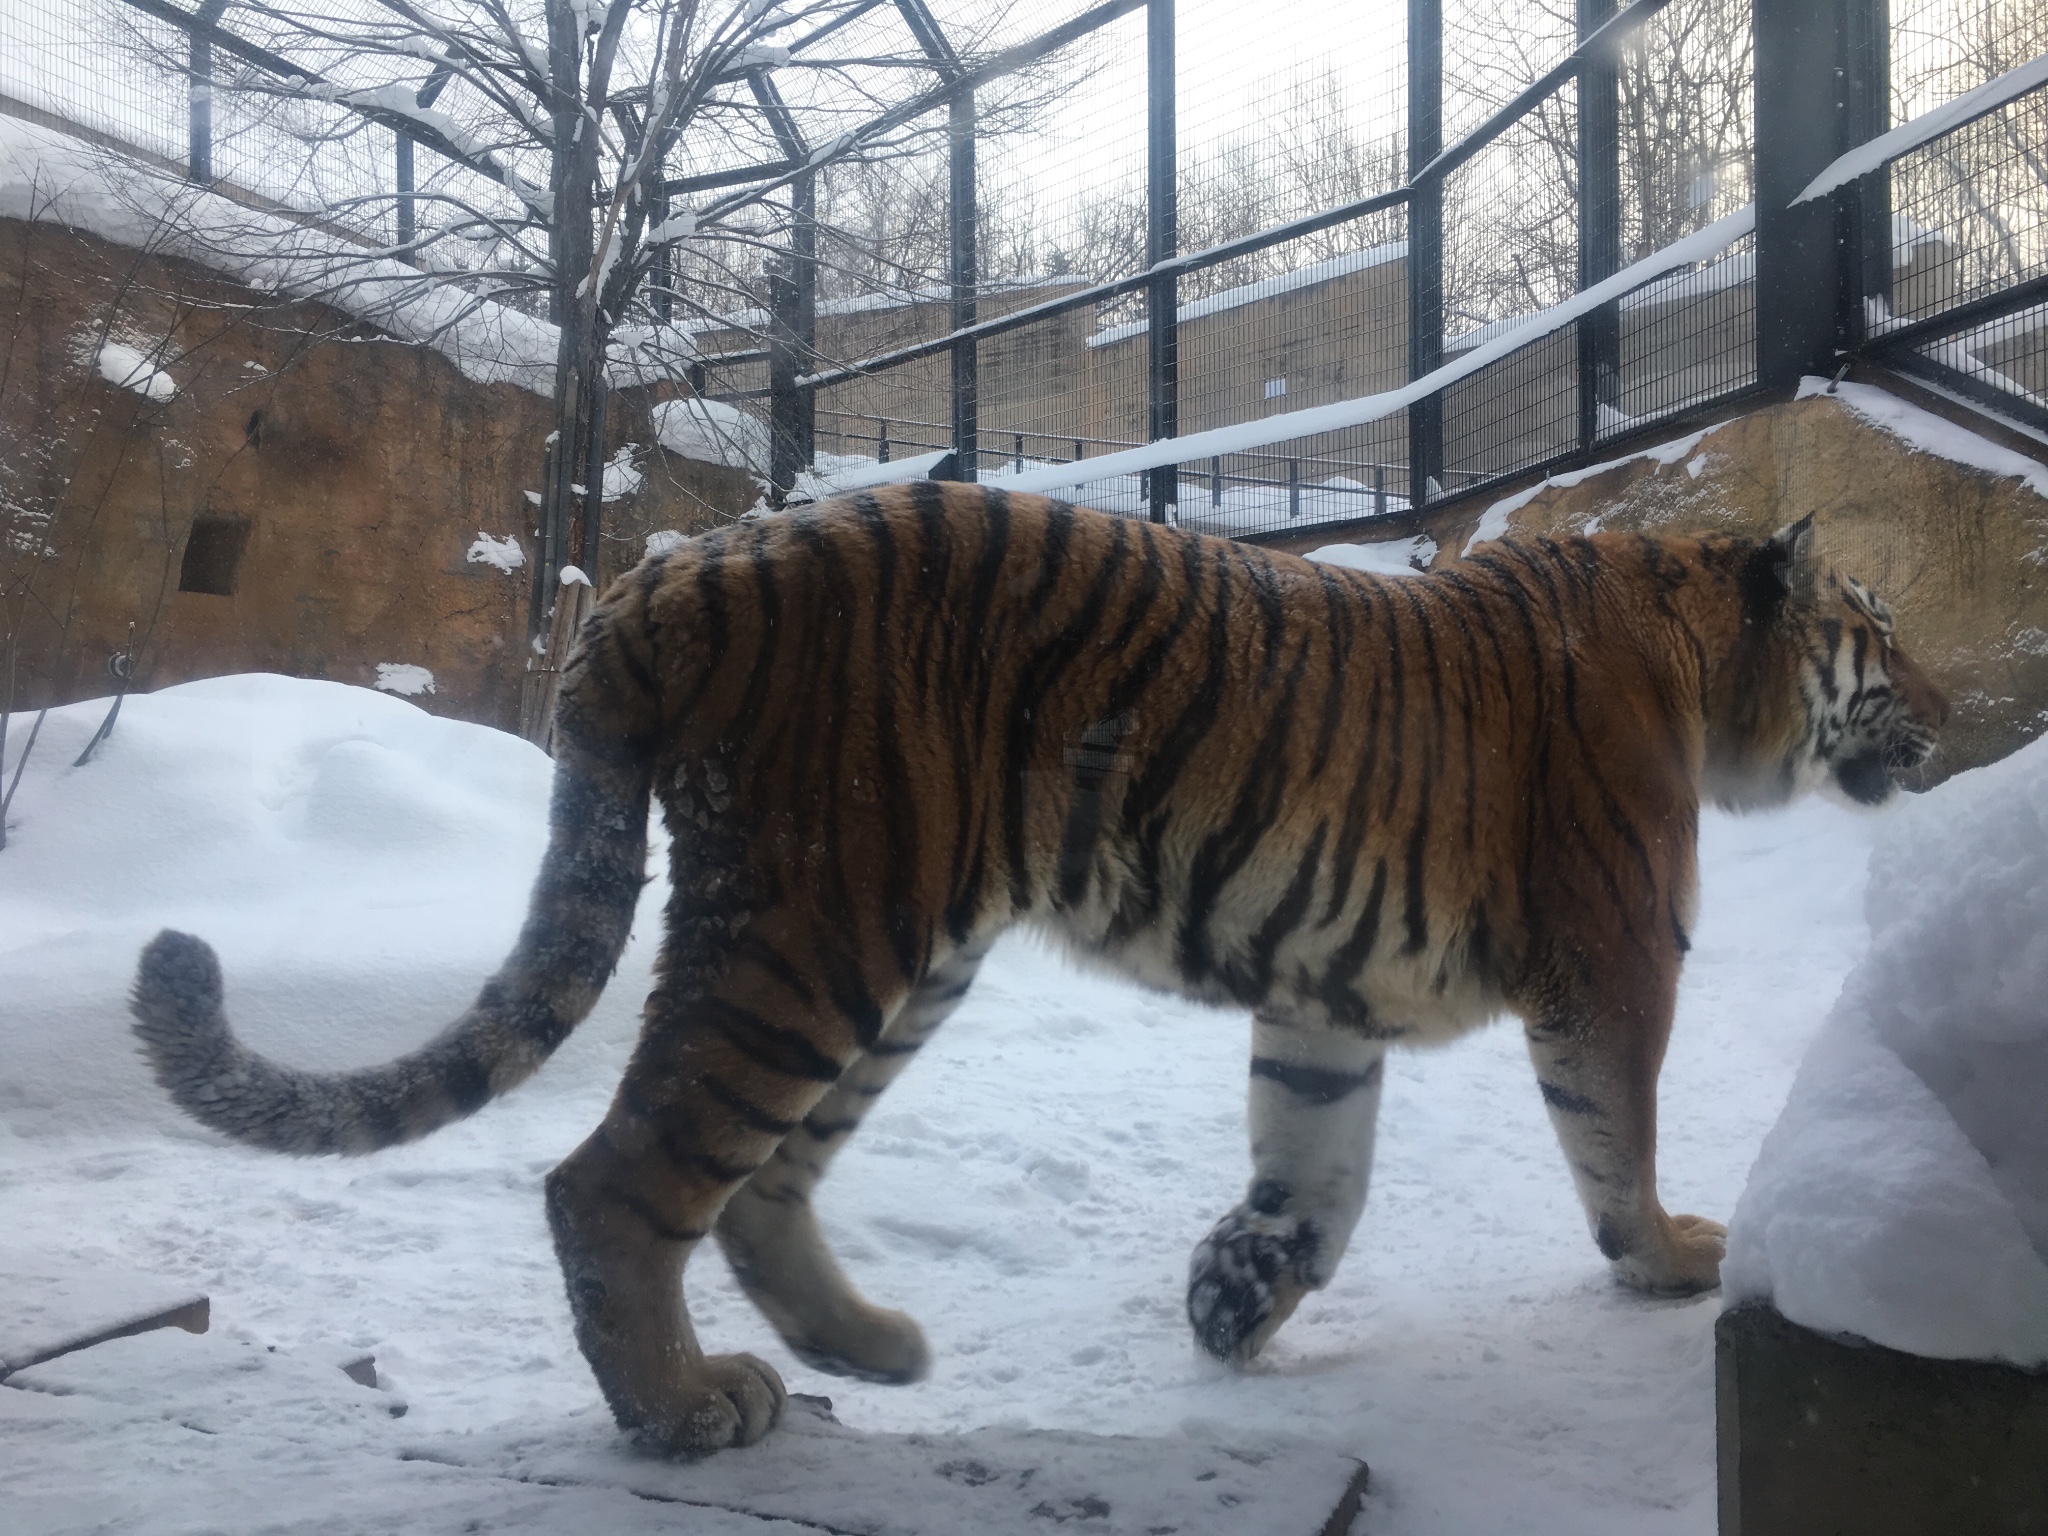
left=1742, top=514, right=1817, bottom=618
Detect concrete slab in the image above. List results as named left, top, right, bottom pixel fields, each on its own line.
left=0, top=1262, right=207, bottom=1379
left=412, top=1395, right=1371, bottom=1536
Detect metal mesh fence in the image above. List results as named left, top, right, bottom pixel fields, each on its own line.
left=1175, top=0, right=1406, bottom=257
left=8, top=0, right=2041, bottom=534
left=1, top=0, right=189, bottom=164
left=1886, top=82, right=2048, bottom=324
left=1610, top=226, right=1756, bottom=429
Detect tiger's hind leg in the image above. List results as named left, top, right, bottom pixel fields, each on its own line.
left=716, top=943, right=989, bottom=1383
left=1188, top=1015, right=1388, bottom=1364
left=543, top=915, right=907, bottom=1454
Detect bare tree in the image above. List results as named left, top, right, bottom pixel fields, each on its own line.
left=103, top=0, right=1073, bottom=674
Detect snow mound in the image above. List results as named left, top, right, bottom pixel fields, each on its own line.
left=653, top=398, right=769, bottom=475
left=0, top=675, right=566, bottom=1143
left=1724, top=733, right=2048, bottom=1364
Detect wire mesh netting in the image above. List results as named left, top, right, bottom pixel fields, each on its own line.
left=9, top=0, right=2040, bottom=532
left=1, top=0, right=188, bottom=165
left=1885, top=81, right=2048, bottom=326
left=1879, top=0, right=2048, bottom=421
left=1175, top=0, right=1406, bottom=253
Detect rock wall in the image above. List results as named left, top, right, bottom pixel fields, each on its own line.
left=1413, top=383, right=2048, bottom=781
left=0, top=217, right=754, bottom=733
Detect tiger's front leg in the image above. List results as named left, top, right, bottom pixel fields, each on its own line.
left=1524, top=967, right=1725, bottom=1296
left=1187, top=1016, right=1388, bottom=1364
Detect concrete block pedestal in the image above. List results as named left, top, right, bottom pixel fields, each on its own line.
left=1717, top=1302, right=2048, bottom=1536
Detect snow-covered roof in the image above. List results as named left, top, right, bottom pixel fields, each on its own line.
left=1086, top=242, right=1408, bottom=349
left=694, top=274, right=1089, bottom=337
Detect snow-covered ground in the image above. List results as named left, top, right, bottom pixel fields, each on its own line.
left=2, top=675, right=1886, bottom=1534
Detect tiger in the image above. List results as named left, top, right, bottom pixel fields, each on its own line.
left=130, top=482, right=1946, bottom=1456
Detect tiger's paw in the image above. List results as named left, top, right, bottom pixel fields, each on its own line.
left=1186, top=1207, right=1321, bottom=1364
left=1614, top=1212, right=1726, bottom=1297
left=787, top=1305, right=930, bottom=1384
left=624, top=1352, right=788, bottom=1457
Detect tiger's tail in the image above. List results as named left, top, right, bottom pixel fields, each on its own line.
left=131, top=716, right=655, bottom=1156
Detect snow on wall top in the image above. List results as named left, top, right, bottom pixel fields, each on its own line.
left=1795, top=375, right=2048, bottom=500
left=0, top=116, right=562, bottom=394
left=1461, top=419, right=1736, bottom=552
left=1724, top=733, right=2048, bottom=1365
left=652, top=396, right=769, bottom=475
left=1086, top=243, right=1408, bottom=349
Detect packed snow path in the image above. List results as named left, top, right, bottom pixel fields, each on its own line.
left=0, top=677, right=1878, bottom=1534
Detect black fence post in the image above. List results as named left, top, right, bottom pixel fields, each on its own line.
left=1842, top=0, right=1892, bottom=337
left=396, top=62, right=451, bottom=260
left=794, top=169, right=818, bottom=474
left=187, top=0, right=229, bottom=183
left=1576, top=0, right=1621, bottom=449
left=949, top=88, right=979, bottom=482
left=395, top=132, right=414, bottom=248
left=1406, top=0, right=1444, bottom=507
left=582, top=375, right=608, bottom=577
left=649, top=182, right=673, bottom=325
left=1755, top=2, right=1858, bottom=388
left=1145, top=0, right=1178, bottom=524
left=768, top=256, right=801, bottom=505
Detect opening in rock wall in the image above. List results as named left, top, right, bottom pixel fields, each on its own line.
left=178, top=514, right=252, bottom=596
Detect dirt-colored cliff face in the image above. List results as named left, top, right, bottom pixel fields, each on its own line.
left=0, top=217, right=753, bottom=731
left=1418, top=389, right=2048, bottom=783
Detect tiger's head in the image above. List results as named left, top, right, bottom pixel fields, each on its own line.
left=1707, top=515, right=1948, bottom=810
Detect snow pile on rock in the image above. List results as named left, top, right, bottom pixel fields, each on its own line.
left=652, top=397, right=769, bottom=475
left=373, top=663, right=436, bottom=696
left=1724, top=735, right=2048, bottom=1364
left=1307, top=534, right=1436, bottom=576
left=94, top=339, right=177, bottom=402
left=465, top=531, right=525, bottom=573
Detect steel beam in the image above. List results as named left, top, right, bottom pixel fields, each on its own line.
left=1407, top=0, right=1444, bottom=505
left=948, top=87, right=978, bottom=480
left=1755, top=1, right=1852, bottom=388
left=1842, top=0, right=1892, bottom=335
left=1577, top=0, right=1621, bottom=449
left=1145, top=0, right=1177, bottom=523
left=186, top=0, right=228, bottom=183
